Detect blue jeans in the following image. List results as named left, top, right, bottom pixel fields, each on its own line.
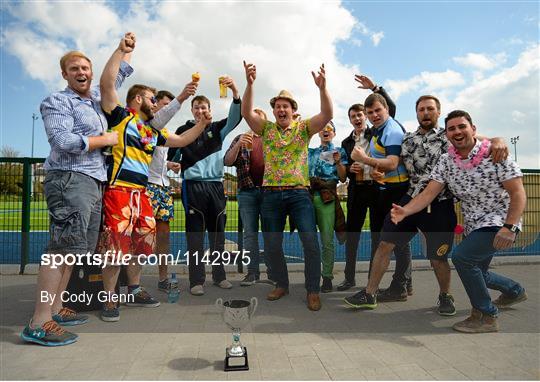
left=261, top=189, right=321, bottom=293
left=237, top=188, right=272, bottom=276
left=452, top=226, right=524, bottom=316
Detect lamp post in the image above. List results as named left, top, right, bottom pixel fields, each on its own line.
left=31, top=113, right=38, bottom=158
left=510, top=136, right=519, bottom=162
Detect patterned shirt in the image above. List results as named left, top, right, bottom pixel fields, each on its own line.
left=225, top=134, right=264, bottom=189
left=41, top=61, right=133, bottom=182
left=262, top=119, right=311, bottom=186
left=105, top=106, right=168, bottom=189
left=430, top=140, right=523, bottom=235
left=401, top=126, right=452, bottom=200
left=370, top=117, right=409, bottom=185
left=308, top=143, right=348, bottom=182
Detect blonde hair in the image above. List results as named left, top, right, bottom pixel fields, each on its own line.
left=254, top=108, right=267, bottom=120
left=126, top=84, right=157, bottom=104
left=60, top=51, right=92, bottom=72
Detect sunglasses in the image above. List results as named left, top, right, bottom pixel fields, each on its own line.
left=141, top=94, right=157, bottom=104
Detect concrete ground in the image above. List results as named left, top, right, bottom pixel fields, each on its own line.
left=0, top=264, right=539, bottom=380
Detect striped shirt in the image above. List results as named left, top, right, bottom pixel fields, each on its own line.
left=105, top=106, right=168, bottom=189
left=41, top=61, right=133, bottom=181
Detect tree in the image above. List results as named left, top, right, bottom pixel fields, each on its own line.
left=0, top=146, right=22, bottom=195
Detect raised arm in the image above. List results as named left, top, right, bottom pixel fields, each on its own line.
left=390, top=180, right=445, bottom=224
left=308, top=64, right=333, bottom=136
left=150, top=81, right=198, bottom=130
left=100, top=33, right=135, bottom=113
left=355, top=74, right=396, bottom=118
left=241, top=61, right=265, bottom=135
left=165, top=111, right=210, bottom=148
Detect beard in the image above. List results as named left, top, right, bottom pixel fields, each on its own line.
left=141, top=102, right=154, bottom=120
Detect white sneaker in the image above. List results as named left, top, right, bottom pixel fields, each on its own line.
left=215, top=280, right=233, bottom=289
left=190, top=285, right=205, bottom=296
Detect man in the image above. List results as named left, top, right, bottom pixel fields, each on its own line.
left=98, top=34, right=205, bottom=322
left=241, top=60, right=332, bottom=311
left=20, top=38, right=133, bottom=346
left=344, top=92, right=412, bottom=302
left=344, top=96, right=509, bottom=315
left=337, top=75, right=398, bottom=292
left=168, top=78, right=242, bottom=296
left=223, top=108, right=274, bottom=286
left=391, top=110, right=527, bottom=332
left=308, top=121, right=347, bottom=293
left=146, top=90, right=185, bottom=291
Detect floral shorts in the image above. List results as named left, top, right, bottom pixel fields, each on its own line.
left=146, top=183, right=174, bottom=222
left=98, top=187, right=156, bottom=260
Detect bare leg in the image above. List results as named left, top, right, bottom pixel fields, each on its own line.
left=51, top=264, right=73, bottom=314
left=127, top=262, right=143, bottom=286
left=366, top=241, right=396, bottom=295
left=31, top=265, right=64, bottom=326
left=431, top=259, right=451, bottom=294
left=102, top=265, right=121, bottom=295
left=156, top=220, right=170, bottom=280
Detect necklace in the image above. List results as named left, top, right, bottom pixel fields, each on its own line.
left=448, top=139, right=489, bottom=170
left=127, top=108, right=154, bottom=151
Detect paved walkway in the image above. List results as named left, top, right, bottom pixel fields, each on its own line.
left=1, top=264, right=539, bottom=380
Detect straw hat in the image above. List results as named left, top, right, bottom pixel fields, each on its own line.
left=269, top=89, right=298, bottom=111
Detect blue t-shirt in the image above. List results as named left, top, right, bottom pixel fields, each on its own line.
left=370, top=117, right=409, bottom=184
left=308, top=143, right=348, bottom=182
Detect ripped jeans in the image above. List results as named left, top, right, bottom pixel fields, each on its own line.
left=44, top=170, right=103, bottom=255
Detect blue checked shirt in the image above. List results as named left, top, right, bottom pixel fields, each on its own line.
left=41, top=61, right=133, bottom=181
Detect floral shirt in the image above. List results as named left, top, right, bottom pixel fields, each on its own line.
left=262, top=119, right=311, bottom=186
left=401, top=126, right=453, bottom=200
left=308, top=143, right=348, bottom=182
left=430, top=139, right=523, bottom=235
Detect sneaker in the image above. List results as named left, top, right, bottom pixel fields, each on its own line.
left=336, top=279, right=356, bottom=291
left=190, top=285, right=205, bottom=296
left=214, top=279, right=233, bottom=289
left=343, top=289, right=377, bottom=309
left=452, top=308, right=499, bottom=333
left=321, top=277, right=333, bottom=293
left=493, top=290, right=528, bottom=308
left=125, top=287, right=160, bottom=307
left=406, top=283, right=414, bottom=296
left=377, top=286, right=407, bottom=302
left=100, top=302, right=120, bottom=322
left=157, top=278, right=170, bottom=292
left=52, top=307, right=89, bottom=326
left=21, top=320, right=78, bottom=346
left=437, top=293, right=456, bottom=316
left=240, top=273, right=259, bottom=286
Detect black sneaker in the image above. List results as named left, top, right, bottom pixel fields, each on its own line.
left=377, top=286, right=407, bottom=302
left=336, top=279, right=356, bottom=291
left=126, top=287, right=160, bottom=307
left=240, top=272, right=259, bottom=286
left=157, top=278, right=170, bottom=292
left=321, top=277, right=333, bottom=293
left=437, top=293, right=456, bottom=316
left=343, top=289, right=377, bottom=309
left=101, top=302, right=120, bottom=322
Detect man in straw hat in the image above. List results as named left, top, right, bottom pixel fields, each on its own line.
left=241, top=60, right=332, bottom=311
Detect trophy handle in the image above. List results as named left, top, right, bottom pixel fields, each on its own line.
left=249, top=297, right=258, bottom=318
left=215, top=298, right=223, bottom=311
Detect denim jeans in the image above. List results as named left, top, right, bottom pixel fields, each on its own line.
left=237, top=188, right=272, bottom=276
left=452, top=226, right=524, bottom=316
left=261, top=189, right=321, bottom=293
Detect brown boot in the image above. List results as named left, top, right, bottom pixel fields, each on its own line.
left=267, top=287, right=289, bottom=301
left=307, top=292, right=321, bottom=311
left=452, top=308, right=499, bottom=333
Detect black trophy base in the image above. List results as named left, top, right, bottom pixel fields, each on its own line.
left=224, top=347, right=249, bottom=371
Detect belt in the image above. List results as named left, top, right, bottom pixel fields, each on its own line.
left=262, top=185, right=308, bottom=191
left=355, top=180, right=375, bottom=185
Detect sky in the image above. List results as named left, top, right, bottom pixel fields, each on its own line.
left=1, top=0, right=539, bottom=168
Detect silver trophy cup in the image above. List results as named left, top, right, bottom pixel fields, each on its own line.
left=215, top=297, right=257, bottom=371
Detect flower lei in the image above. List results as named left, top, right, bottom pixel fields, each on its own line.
left=127, top=107, right=154, bottom=152
left=448, top=139, right=489, bottom=170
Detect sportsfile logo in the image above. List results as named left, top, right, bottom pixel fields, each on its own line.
left=40, top=250, right=251, bottom=268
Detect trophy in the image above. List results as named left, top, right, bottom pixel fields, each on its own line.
left=215, top=297, right=258, bottom=371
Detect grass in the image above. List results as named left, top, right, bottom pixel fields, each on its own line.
left=0, top=199, right=370, bottom=231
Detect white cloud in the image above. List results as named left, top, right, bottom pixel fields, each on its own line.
left=371, top=31, right=384, bottom=47
left=385, top=70, right=465, bottom=100
left=511, top=110, right=526, bottom=125
left=453, top=52, right=507, bottom=71
left=352, top=21, right=384, bottom=47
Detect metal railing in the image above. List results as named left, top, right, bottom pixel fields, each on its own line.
left=1, top=157, right=539, bottom=273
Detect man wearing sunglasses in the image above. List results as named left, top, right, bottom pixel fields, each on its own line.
left=97, top=34, right=204, bottom=322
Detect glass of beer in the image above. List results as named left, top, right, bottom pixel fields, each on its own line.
left=245, top=130, right=254, bottom=151
left=219, top=76, right=227, bottom=98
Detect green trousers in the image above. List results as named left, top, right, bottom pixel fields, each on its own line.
left=313, top=193, right=335, bottom=279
